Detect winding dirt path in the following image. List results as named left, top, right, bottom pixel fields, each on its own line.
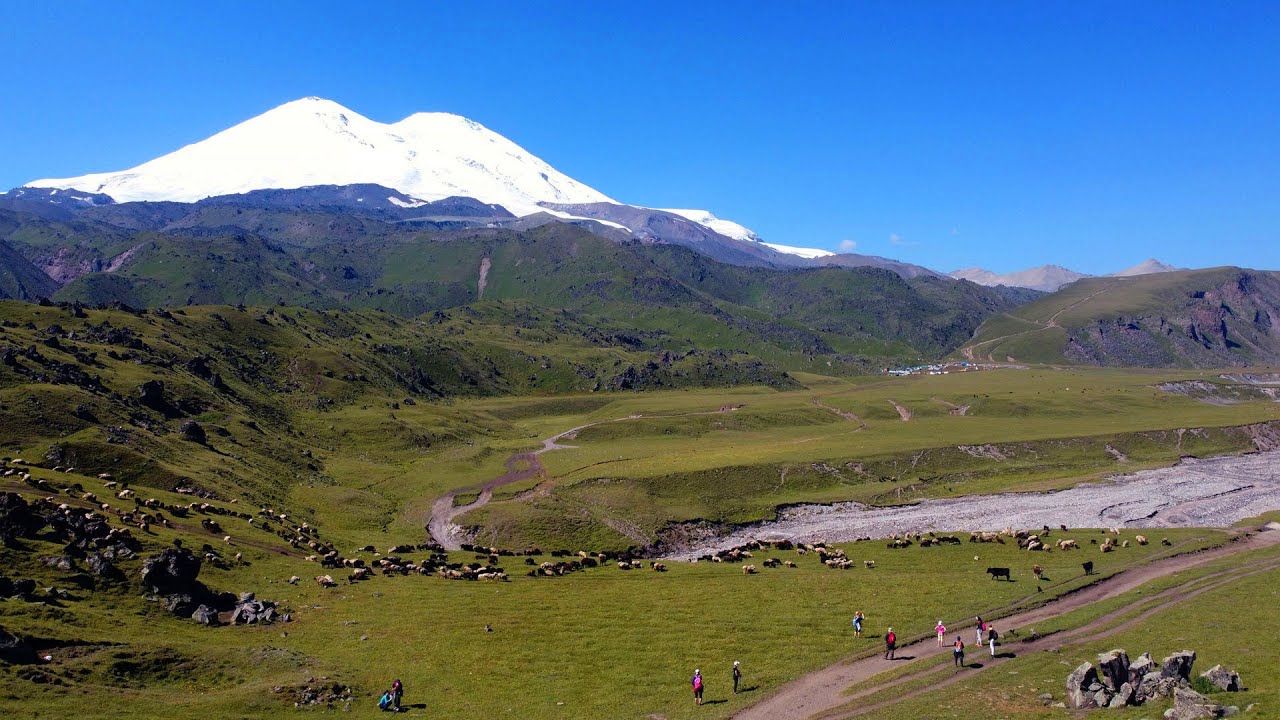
left=426, top=407, right=743, bottom=549
left=960, top=287, right=1111, bottom=362
left=732, top=525, right=1280, bottom=720
left=811, top=397, right=866, bottom=428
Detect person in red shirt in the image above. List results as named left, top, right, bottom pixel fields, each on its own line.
left=884, top=627, right=896, bottom=659
left=953, top=636, right=965, bottom=667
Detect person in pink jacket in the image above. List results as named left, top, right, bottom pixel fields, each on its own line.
left=935, top=620, right=947, bottom=645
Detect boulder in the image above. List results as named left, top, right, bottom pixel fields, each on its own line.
left=12, top=578, right=37, bottom=597
left=1163, top=687, right=1227, bottom=720
left=0, top=626, right=37, bottom=664
left=86, top=552, right=125, bottom=582
left=1130, top=652, right=1156, bottom=683
left=1161, top=650, right=1197, bottom=682
left=41, top=554, right=75, bottom=572
left=0, top=492, right=46, bottom=545
left=1097, top=649, right=1131, bottom=691
left=162, top=593, right=197, bottom=616
left=140, top=548, right=201, bottom=594
left=1199, top=665, right=1242, bottom=692
left=1067, top=662, right=1103, bottom=708
left=178, top=420, right=207, bottom=444
left=1108, top=681, right=1136, bottom=708
left=191, top=605, right=220, bottom=626
left=1094, top=689, right=1113, bottom=707
left=1141, top=671, right=1181, bottom=700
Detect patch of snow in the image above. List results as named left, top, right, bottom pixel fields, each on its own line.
left=760, top=241, right=834, bottom=259
left=387, top=196, right=427, bottom=209
left=660, top=208, right=759, bottom=242
left=26, top=97, right=614, bottom=217
left=542, top=208, right=631, bottom=232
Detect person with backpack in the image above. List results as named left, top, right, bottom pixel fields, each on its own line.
left=975, top=616, right=985, bottom=646
left=953, top=636, right=965, bottom=667
left=935, top=619, right=947, bottom=645
left=378, top=690, right=394, bottom=712
left=391, top=678, right=403, bottom=711
left=732, top=660, right=742, bottom=694
left=884, top=627, right=896, bottom=660
left=852, top=610, right=864, bottom=638
left=988, top=624, right=999, bottom=656
left=692, top=669, right=704, bottom=705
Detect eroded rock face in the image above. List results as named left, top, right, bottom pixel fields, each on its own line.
left=0, top=626, right=37, bottom=664
left=1199, top=665, right=1243, bottom=692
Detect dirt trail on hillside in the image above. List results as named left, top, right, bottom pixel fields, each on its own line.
left=887, top=400, right=912, bottom=421
left=426, top=406, right=743, bottom=549
left=674, top=450, right=1280, bottom=558
left=732, top=526, right=1280, bottom=720
left=811, top=397, right=866, bottom=428
left=961, top=288, right=1111, bottom=362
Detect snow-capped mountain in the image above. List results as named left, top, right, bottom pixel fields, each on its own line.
left=25, top=97, right=847, bottom=261
left=26, top=97, right=611, bottom=217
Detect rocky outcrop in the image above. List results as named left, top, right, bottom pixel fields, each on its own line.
left=1067, top=648, right=1240, bottom=712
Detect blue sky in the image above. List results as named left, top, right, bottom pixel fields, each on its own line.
left=2, top=1, right=1277, bottom=274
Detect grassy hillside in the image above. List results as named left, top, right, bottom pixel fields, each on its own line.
left=963, top=267, right=1280, bottom=367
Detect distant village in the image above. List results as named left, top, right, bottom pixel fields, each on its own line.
left=885, top=361, right=980, bottom=376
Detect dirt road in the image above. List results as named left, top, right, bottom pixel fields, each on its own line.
left=426, top=408, right=742, bottom=549
left=732, top=525, right=1280, bottom=720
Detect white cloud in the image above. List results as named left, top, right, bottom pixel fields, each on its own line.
left=889, top=233, right=919, bottom=247
left=838, top=239, right=858, bottom=252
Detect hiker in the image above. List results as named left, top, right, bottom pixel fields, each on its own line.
left=378, top=690, right=394, bottom=712
left=391, top=678, right=403, bottom=711
left=884, top=627, right=896, bottom=660
left=733, top=660, right=742, bottom=694
left=975, top=616, right=985, bottom=646
left=853, top=610, right=864, bottom=638
left=935, top=619, right=946, bottom=645
left=988, top=624, right=999, bottom=656
left=953, top=636, right=965, bottom=667
left=692, top=669, right=704, bottom=706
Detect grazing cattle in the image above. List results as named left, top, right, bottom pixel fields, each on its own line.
left=1082, top=561, right=1094, bottom=575
left=863, top=560, right=876, bottom=569
left=650, top=562, right=667, bottom=572
left=986, top=567, right=1011, bottom=581
left=316, top=574, right=337, bottom=588
left=1135, top=535, right=1149, bottom=546
left=1032, top=564, right=1043, bottom=579
left=783, top=560, right=797, bottom=568
left=1161, top=538, right=1172, bottom=546
left=1057, top=539, right=1079, bottom=550
left=287, top=576, right=300, bottom=585
left=762, top=558, right=780, bottom=568
left=742, top=564, right=757, bottom=575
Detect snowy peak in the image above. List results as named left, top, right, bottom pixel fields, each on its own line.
left=25, top=97, right=614, bottom=216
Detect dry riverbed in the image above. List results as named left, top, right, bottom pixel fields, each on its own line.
left=673, top=450, right=1280, bottom=558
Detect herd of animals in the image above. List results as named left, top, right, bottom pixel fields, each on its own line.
left=6, top=459, right=1178, bottom=594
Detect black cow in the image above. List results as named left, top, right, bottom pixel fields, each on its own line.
left=986, top=567, right=1011, bottom=581
left=1082, top=561, right=1094, bottom=576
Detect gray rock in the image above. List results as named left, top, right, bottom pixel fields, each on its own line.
left=1067, top=662, right=1102, bottom=708
left=191, top=605, right=219, bottom=626
left=1095, top=689, right=1114, bottom=707
left=1038, top=692, right=1054, bottom=705
left=1161, top=651, right=1197, bottom=682
left=1130, top=652, right=1156, bottom=683
left=1199, top=665, right=1242, bottom=692
left=1141, top=671, right=1181, bottom=701
left=1098, top=649, right=1131, bottom=691
left=1109, top=681, right=1136, bottom=708
left=1163, top=687, right=1225, bottom=720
